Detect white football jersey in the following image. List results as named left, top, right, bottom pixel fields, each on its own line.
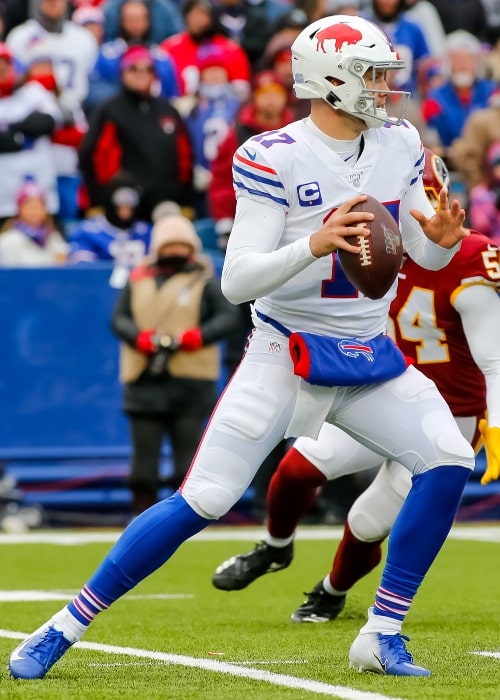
left=0, top=82, right=61, bottom=216
left=7, top=20, right=98, bottom=111
left=232, top=117, right=424, bottom=338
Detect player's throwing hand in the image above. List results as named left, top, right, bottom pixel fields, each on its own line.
left=410, top=187, right=469, bottom=249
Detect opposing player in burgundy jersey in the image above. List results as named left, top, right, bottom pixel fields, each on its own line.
left=212, top=149, right=500, bottom=627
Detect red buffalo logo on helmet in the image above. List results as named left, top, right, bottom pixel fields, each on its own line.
left=314, top=23, right=363, bottom=53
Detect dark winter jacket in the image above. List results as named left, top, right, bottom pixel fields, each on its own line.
left=79, top=86, right=193, bottom=219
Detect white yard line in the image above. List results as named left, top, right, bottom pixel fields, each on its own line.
left=0, top=591, right=193, bottom=602
left=0, top=525, right=499, bottom=546
left=0, top=629, right=404, bottom=700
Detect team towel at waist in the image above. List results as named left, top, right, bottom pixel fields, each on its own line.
left=289, top=332, right=408, bottom=387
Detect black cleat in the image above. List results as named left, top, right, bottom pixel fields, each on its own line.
left=291, top=581, right=346, bottom=622
left=212, top=541, right=294, bottom=591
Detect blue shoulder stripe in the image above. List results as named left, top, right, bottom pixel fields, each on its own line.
left=234, top=180, right=289, bottom=206
left=233, top=164, right=285, bottom=189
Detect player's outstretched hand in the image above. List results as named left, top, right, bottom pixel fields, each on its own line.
left=309, top=195, right=373, bottom=258
left=410, top=188, right=469, bottom=249
left=479, top=419, right=500, bottom=486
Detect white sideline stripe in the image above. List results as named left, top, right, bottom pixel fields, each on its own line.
left=0, top=591, right=193, bottom=602
left=0, top=629, right=404, bottom=700
left=470, top=651, right=500, bottom=659
left=0, top=525, right=499, bottom=546
left=90, top=660, right=311, bottom=666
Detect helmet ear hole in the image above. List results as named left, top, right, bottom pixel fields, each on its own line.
left=326, top=90, right=341, bottom=106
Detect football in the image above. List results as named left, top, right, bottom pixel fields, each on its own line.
left=338, top=195, right=403, bottom=299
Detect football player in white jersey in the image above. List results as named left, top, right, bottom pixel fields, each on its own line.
left=10, top=15, right=473, bottom=681
left=6, top=0, right=98, bottom=113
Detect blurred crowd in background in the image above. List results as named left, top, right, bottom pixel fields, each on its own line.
left=0, top=0, right=499, bottom=269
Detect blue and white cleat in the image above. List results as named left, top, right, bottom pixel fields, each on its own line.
left=349, top=631, right=431, bottom=677
left=9, top=622, right=74, bottom=679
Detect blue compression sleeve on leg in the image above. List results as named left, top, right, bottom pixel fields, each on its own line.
left=373, top=466, right=470, bottom=617
left=372, top=466, right=470, bottom=620
left=86, top=491, right=208, bottom=605
left=386, top=466, right=470, bottom=576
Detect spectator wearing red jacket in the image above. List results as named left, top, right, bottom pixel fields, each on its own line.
left=79, top=45, right=193, bottom=220
left=161, top=0, right=251, bottom=100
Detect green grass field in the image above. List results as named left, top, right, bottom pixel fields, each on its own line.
left=1, top=526, right=500, bottom=700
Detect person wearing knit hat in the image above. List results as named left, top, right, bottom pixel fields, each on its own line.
left=15, top=180, right=46, bottom=208
left=149, top=214, right=201, bottom=260
left=0, top=178, right=68, bottom=266
left=71, top=5, right=105, bottom=45
left=151, top=199, right=182, bottom=223
left=72, top=6, right=105, bottom=27
left=119, top=44, right=155, bottom=74
left=107, top=211, right=238, bottom=517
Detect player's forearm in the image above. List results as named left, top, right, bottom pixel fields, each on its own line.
left=221, top=197, right=316, bottom=304
left=483, top=373, right=500, bottom=427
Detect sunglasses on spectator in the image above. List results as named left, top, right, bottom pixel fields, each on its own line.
left=125, top=64, right=155, bottom=74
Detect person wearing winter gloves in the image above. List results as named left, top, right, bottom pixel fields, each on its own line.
left=111, top=213, right=239, bottom=515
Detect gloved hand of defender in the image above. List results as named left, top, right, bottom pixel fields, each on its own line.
left=479, top=419, right=500, bottom=485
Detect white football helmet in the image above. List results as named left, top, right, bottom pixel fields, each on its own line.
left=291, top=15, right=410, bottom=128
